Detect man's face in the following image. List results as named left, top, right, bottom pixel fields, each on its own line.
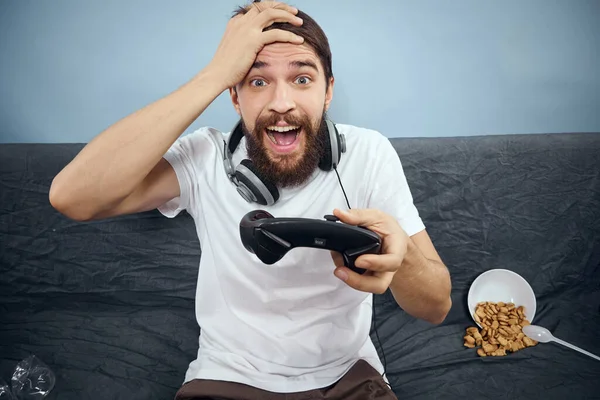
left=230, top=42, right=334, bottom=188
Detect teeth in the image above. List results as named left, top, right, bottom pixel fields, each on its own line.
left=266, top=125, right=299, bottom=132
left=267, top=130, right=299, bottom=145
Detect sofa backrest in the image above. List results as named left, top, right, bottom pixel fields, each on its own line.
left=0, top=143, right=200, bottom=308
left=1, top=132, right=599, bottom=307
left=389, top=132, right=600, bottom=299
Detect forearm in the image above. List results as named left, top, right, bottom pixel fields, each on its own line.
left=49, top=67, right=225, bottom=219
left=389, top=239, right=452, bottom=324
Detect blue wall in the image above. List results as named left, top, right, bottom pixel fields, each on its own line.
left=1, top=0, right=599, bottom=143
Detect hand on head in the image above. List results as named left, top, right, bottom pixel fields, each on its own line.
left=208, top=1, right=304, bottom=90
left=330, top=208, right=409, bottom=294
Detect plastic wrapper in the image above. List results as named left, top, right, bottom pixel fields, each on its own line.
left=8, top=355, right=55, bottom=400
left=0, top=379, right=14, bottom=400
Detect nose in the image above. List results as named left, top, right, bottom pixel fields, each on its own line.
left=268, top=83, right=295, bottom=114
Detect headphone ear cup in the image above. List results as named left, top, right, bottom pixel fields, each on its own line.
left=319, top=119, right=343, bottom=171
left=319, top=138, right=333, bottom=171
left=235, top=159, right=280, bottom=206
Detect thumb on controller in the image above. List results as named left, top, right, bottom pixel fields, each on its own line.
left=333, top=208, right=380, bottom=227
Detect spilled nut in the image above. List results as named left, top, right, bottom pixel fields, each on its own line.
left=464, top=301, right=538, bottom=356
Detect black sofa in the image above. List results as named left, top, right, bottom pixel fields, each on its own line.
left=1, top=132, right=599, bottom=399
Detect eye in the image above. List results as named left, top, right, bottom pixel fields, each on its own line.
left=295, top=76, right=311, bottom=85
left=250, top=79, right=267, bottom=87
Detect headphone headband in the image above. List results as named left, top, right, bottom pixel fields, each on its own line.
left=225, top=121, right=243, bottom=160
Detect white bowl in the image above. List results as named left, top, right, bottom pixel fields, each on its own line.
left=467, top=269, right=537, bottom=327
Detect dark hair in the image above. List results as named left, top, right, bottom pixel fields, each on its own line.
left=232, top=2, right=334, bottom=83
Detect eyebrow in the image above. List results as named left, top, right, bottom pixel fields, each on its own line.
left=250, top=60, right=319, bottom=72
left=250, top=60, right=269, bottom=70
left=290, top=60, right=319, bottom=72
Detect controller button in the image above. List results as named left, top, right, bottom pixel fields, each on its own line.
left=324, top=214, right=339, bottom=222
left=252, top=211, right=273, bottom=221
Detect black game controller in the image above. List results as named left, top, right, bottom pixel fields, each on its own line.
left=239, top=210, right=382, bottom=275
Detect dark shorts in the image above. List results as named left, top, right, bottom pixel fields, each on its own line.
left=174, top=359, right=397, bottom=400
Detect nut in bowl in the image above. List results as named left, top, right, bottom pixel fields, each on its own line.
left=465, top=269, right=538, bottom=357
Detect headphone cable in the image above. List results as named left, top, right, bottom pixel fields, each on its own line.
left=333, top=165, right=390, bottom=387
left=333, top=166, right=351, bottom=210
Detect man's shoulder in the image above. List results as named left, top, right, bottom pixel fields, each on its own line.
left=167, top=126, right=230, bottom=161
left=164, top=126, right=229, bottom=171
left=334, top=122, right=393, bottom=152
left=335, top=122, right=391, bottom=141
left=178, top=125, right=227, bottom=146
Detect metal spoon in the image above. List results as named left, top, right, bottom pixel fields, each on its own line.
left=522, top=324, right=600, bottom=361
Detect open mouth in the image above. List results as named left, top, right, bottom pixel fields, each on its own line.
left=265, top=125, right=301, bottom=153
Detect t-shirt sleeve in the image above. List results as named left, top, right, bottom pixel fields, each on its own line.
left=365, top=134, right=425, bottom=237
left=157, top=129, right=213, bottom=218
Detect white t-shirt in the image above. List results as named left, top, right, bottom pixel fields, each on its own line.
left=158, top=123, right=425, bottom=393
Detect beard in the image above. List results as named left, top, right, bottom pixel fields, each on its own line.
left=242, top=111, right=329, bottom=188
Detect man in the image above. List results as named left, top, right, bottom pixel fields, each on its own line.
left=49, top=1, right=452, bottom=399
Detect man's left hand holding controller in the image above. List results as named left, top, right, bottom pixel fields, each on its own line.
left=331, top=208, right=452, bottom=324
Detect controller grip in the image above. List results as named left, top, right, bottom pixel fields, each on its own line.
left=343, top=253, right=367, bottom=275
left=240, top=211, right=287, bottom=265
left=342, top=242, right=381, bottom=275
left=253, top=242, right=285, bottom=265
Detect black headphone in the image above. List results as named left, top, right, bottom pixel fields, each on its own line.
left=223, top=119, right=346, bottom=206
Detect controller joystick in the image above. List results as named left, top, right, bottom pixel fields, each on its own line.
left=239, top=210, right=381, bottom=274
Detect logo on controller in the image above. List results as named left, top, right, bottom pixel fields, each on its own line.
left=314, top=238, right=326, bottom=246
